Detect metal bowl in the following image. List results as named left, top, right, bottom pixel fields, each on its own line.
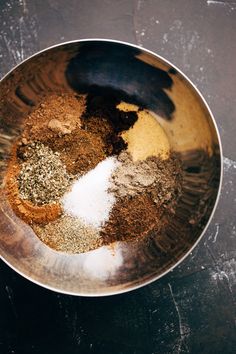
left=0, top=39, right=222, bottom=296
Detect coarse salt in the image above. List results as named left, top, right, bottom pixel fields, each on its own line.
left=62, top=157, right=119, bottom=228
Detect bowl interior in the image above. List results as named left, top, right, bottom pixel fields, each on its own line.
left=0, top=40, right=221, bottom=295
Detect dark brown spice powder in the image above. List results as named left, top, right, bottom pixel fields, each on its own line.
left=42, top=127, right=106, bottom=175
left=83, top=92, right=138, bottom=133
left=82, top=91, right=138, bottom=155
left=101, top=194, right=164, bottom=244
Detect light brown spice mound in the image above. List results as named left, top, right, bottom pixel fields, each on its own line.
left=22, top=93, right=86, bottom=143
left=121, top=108, right=170, bottom=161
left=33, top=215, right=102, bottom=253
left=110, top=151, right=181, bottom=203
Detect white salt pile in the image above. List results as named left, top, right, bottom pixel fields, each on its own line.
left=62, top=157, right=119, bottom=228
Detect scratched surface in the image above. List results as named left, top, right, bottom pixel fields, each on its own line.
left=0, top=1, right=236, bottom=353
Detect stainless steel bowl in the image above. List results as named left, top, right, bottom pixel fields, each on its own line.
left=0, top=39, right=222, bottom=296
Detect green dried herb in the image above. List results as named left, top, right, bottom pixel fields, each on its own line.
left=18, top=142, right=72, bottom=205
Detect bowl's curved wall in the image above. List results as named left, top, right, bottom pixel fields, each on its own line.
left=0, top=40, right=222, bottom=296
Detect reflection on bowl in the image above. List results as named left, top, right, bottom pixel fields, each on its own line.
left=0, top=39, right=222, bottom=296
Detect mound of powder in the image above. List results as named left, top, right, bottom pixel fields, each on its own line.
left=101, top=194, right=162, bottom=243
left=119, top=104, right=170, bottom=161
left=62, top=157, right=119, bottom=228
left=22, top=93, right=85, bottom=143
left=33, top=215, right=102, bottom=254
left=109, top=151, right=181, bottom=205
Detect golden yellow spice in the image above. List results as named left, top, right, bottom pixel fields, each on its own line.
left=118, top=102, right=170, bottom=161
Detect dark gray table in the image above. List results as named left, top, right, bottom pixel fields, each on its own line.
left=0, top=1, right=235, bottom=353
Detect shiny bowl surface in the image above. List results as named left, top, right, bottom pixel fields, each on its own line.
left=0, top=39, right=222, bottom=296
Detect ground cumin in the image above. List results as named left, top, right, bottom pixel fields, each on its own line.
left=42, top=127, right=106, bottom=175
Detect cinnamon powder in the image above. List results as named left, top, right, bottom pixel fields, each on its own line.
left=22, top=93, right=86, bottom=143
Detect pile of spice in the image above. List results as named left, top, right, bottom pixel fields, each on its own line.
left=33, top=216, right=102, bottom=254
left=110, top=151, right=180, bottom=201
left=4, top=91, right=183, bottom=254
left=62, top=157, right=119, bottom=228
left=18, top=142, right=72, bottom=205
left=20, top=93, right=86, bottom=143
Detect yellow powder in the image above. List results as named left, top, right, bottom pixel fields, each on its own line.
left=116, top=102, right=139, bottom=112
left=121, top=109, right=170, bottom=161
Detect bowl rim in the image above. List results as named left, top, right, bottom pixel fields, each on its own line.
left=0, top=38, right=223, bottom=297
